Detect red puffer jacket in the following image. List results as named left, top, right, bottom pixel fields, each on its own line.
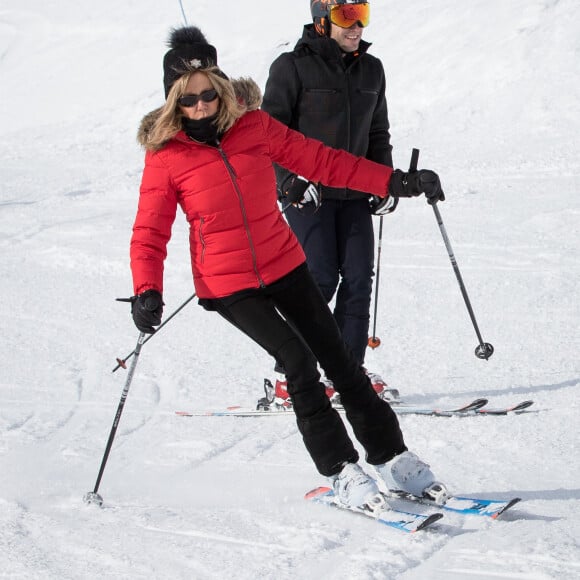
left=131, top=105, right=392, bottom=299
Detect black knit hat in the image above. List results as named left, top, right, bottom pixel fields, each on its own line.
left=163, top=26, right=220, bottom=98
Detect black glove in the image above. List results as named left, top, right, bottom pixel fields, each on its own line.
left=281, top=175, right=321, bottom=213
left=131, top=290, right=164, bottom=334
left=369, top=194, right=398, bottom=215
left=388, top=169, right=445, bottom=205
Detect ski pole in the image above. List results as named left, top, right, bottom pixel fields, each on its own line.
left=84, top=332, right=146, bottom=507
left=178, top=0, right=189, bottom=25
left=431, top=201, right=494, bottom=359
left=112, top=292, right=197, bottom=372
left=368, top=149, right=418, bottom=349
left=368, top=215, right=384, bottom=349
left=414, top=146, right=494, bottom=360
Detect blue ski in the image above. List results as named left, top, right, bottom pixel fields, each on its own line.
left=305, top=486, right=443, bottom=533
left=390, top=492, right=521, bottom=519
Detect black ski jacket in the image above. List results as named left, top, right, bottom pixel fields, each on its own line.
left=262, top=24, right=393, bottom=201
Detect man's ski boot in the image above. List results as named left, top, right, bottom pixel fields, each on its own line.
left=321, top=377, right=342, bottom=406
left=256, top=378, right=293, bottom=411
left=364, top=369, right=400, bottom=402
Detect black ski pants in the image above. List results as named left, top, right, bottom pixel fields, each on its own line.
left=202, top=264, right=406, bottom=476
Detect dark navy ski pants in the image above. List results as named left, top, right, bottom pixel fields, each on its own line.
left=285, top=198, right=375, bottom=365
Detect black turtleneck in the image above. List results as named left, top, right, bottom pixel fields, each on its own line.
left=182, top=113, right=220, bottom=145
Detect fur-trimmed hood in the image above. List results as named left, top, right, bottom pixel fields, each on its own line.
left=137, top=77, right=263, bottom=149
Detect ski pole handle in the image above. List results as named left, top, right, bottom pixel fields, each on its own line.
left=410, top=148, right=419, bottom=172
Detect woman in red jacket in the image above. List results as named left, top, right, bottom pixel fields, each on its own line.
left=130, top=26, right=447, bottom=508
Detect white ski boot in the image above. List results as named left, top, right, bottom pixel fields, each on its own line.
left=330, top=462, right=380, bottom=508
left=375, top=451, right=449, bottom=504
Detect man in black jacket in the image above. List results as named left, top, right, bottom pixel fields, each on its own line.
left=262, top=0, right=394, bottom=402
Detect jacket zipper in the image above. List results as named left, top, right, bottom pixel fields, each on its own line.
left=216, top=144, right=266, bottom=288
left=345, top=69, right=352, bottom=151
left=199, top=217, right=206, bottom=263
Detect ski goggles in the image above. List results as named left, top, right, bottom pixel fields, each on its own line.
left=329, top=3, right=370, bottom=29
left=178, top=89, right=218, bottom=107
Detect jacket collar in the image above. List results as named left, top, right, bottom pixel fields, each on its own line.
left=295, top=23, right=372, bottom=63
left=137, top=77, right=262, bottom=152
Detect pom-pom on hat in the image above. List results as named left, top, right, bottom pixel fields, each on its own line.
left=163, top=26, right=220, bottom=98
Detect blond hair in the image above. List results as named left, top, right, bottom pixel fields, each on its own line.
left=143, top=67, right=247, bottom=151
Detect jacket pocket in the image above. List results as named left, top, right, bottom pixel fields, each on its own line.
left=300, top=87, right=342, bottom=112
left=357, top=88, right=379, bottom=108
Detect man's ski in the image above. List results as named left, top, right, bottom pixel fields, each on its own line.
left=393, top=398, right=534, bottom=417
left=175, top=407, right=290, bottom=417
left=175, top=399, right=485, bottom=418
left=175, top=398, right=534, bottom=418
left=389, top=492, right=521, bottom=519
left=256, top=378, right=533, bottom=416
left=305, top=486, right=443, bottom=533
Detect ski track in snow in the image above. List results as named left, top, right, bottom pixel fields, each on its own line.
left=1, top=0, right=580, bottom=578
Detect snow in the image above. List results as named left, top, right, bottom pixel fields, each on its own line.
left=1, top=0, right=579, bottom=577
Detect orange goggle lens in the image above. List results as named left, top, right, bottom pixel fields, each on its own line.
left=329, top=3, right=370, bottom=28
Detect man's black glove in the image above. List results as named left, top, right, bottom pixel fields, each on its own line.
left=369, top=194, right=398, bottom=215
left=131, top=290, right=164, bottom=334
left=281, top=175, right=321, bottom=214
left=388, top=169, right=445, bottom=205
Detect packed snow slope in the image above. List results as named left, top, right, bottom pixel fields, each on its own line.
left=1, top=0, right=579, bottom=578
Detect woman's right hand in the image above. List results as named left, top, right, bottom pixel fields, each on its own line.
left=131, top=290, right=164, bottom=334
left=388, top=169, right=445, bottom=204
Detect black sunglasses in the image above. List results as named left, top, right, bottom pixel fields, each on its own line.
left=178, top=89, right=218, bottom=107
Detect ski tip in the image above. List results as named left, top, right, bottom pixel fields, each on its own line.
left=175, top=410, right=215, bottom=417
left=449, top=398, right=489, bottom=413
left=413, top=512, right=444, bottom=532
left=491, top=497, right=522, bottom=519
left=472, top=398, right=489, bottom=408
left=304, top=486, right=332, bottom=500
